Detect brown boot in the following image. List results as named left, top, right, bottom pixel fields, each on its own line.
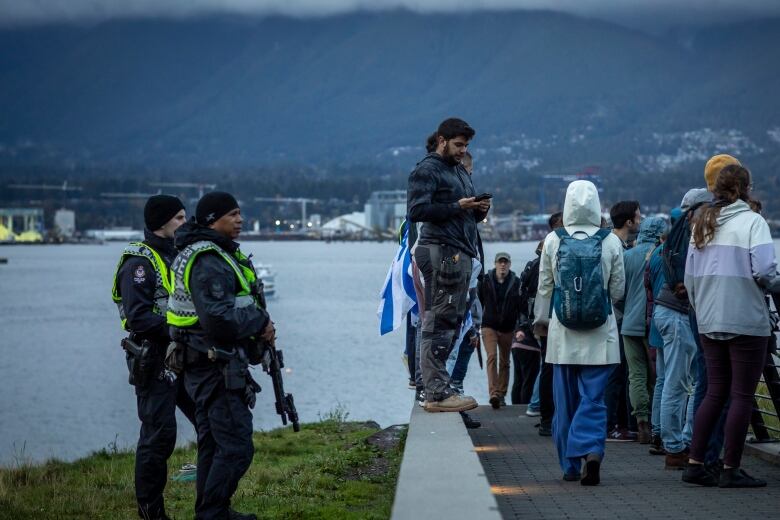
left=637, top=421, right=651, bottom=444
left=424, top=394, right=478, bottom=413
left=664, top=450, right=688, bottom=470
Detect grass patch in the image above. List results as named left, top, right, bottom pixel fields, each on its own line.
left=755, top=380, right=780, bottom=437
left=0, top=418, right=406, bottom=520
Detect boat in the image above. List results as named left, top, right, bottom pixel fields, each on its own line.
left=255, top=263, right=276, bottom=299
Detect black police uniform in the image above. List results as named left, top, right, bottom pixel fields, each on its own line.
left=116, top=230, right=197, bottom=520
left=172, top=223, right=269, bottom=520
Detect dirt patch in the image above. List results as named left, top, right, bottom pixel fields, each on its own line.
left=365, top=424, right=406, bottom=452
left=344, top=424, right=407, bottom=481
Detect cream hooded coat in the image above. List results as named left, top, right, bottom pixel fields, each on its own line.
left=533, top=180, right=625, bottom=365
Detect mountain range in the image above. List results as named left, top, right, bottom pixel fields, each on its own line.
left=1, top=10, right=779, bottom=181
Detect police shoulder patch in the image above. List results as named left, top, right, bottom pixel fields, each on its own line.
left=133, top=264, right=146, bottom=283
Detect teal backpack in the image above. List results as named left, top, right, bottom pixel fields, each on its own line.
left=552, top=227, right=612, bottom=330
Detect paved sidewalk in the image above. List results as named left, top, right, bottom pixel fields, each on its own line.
left=468, top=405, right=780, bottom=520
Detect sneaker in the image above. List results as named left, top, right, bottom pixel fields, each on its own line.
left=563, top=472, right=581, bottom=482
left=637, top=421, right=652, bottom=445
left=525, top=408, right=541, bottom=417
left=538, top=423, right=552, bottom=437
left=424, top=394, right=478, bottom=413
left=682, top=463, right=717, bottom=487
left=648, top=434, right=665, bottom=455
left=665, top=450, right=688, bottom=470
left=450, top=380, right=464, bottom=394
left=228, top=509, right=257, bottom=520
left=580, top=453, right=601, bottom=486
left=460, top=411, right=481, bottom=429
left=499, top=397, right=507, bottom=407
left=489, top=395, right=500, bottom=409
left=704, top=459, right=723, bottom=479
left=606, top=427, right=636, bottom=442
left=408, top=379, right=416, bottom=389
left=415, top=389, right=425, bottom=407
left=718, top=467, right=767, bottom=488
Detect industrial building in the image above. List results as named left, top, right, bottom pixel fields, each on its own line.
left=364, top=190, right=406, bottom=234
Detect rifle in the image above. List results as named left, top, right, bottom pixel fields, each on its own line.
left=259, top=342, right=300, bottom=432
left=248, top=266, right=300, bottom=432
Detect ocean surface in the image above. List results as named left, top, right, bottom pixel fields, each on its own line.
left=0, top=240, right=540, bottom=465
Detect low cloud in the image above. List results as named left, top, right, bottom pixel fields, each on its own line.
left=2, top=1, right=779, bottom=26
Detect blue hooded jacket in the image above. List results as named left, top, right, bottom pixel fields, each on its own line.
left=620, top=216, right=668, bottom=336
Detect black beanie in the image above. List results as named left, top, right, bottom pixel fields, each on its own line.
left=196, top=191, right=239, bottom=226
left=144, top=195, right=185, bottom=231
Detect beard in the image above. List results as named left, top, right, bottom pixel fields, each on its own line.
left=440, top=144, right=461, bottom=166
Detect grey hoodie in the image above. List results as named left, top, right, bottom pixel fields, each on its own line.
left=685, top=199, right=776, bottom=336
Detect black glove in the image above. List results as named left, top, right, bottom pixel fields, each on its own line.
left=244, top=386, right=257, bottom=409
left=244, top=376, right=262, bottom=409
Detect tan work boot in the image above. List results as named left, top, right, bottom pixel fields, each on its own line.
left=424, top=394, right=478, bottom=413
left=637, top=420, right=652, bottom=444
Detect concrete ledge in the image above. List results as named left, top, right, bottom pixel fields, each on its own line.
left=745, top=440, right=780, bottom=466
left=391, top=403, right=501, bottom=520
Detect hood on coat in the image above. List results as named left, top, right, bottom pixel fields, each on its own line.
left=563, top=180, right=601, bottom=229
left=636, top=216, right=667, bottom=245
left=716, top=199, right=752, bottom=225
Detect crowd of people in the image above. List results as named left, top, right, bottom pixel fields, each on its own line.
left=404, top=117, right=777, bottom=489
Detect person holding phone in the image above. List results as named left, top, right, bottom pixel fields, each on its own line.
left=407, top=117, right=491, bottom=413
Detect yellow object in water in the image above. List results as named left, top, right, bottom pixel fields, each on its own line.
left=0, top=224, right=13, bottom=242
left=15, top=230, right=43, bottom=242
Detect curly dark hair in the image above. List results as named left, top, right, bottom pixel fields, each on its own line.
left=692, top=164, right=751, bottom=249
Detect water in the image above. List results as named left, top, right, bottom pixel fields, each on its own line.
left=0, top=240, right=539, bottom=465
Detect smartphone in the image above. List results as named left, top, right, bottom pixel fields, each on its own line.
left=474, top=193, right=493, bottom=202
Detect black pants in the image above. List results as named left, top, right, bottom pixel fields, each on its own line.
left=405, top=314, right=416, bottom=381
left=605, top=333, right=631, bottom=430
left=539, top=337, right=555, bottom=427
left=135, top=373, right=196, bottom=518
left=511, top=348, right=540, bottom=405
left=186, top=366, right=254, bottom=520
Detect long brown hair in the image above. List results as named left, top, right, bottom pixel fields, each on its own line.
left=692, top=164, right=751, bottom=249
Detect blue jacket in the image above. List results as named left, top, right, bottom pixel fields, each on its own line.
left=620, top=217, right=667, bottom=336
left=647, top=244, right=666, bottom=348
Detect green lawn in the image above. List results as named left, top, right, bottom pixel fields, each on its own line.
left=0, top=417, right=405, bottom=520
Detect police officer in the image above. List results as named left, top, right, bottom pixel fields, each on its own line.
left=167, top=192, right=274, bottom=520
left=112, top=194, right=197, bottom=520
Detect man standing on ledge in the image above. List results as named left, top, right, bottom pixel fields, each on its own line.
left=407, top=117, right=491, bottom=412
left=168, top=192, right=275, bottom=520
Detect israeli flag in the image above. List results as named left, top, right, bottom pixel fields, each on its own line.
left=378, top=224, right=418, bottom=335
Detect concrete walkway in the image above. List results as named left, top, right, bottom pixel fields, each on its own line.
left=391, top=404, right=501, bottom=520
left=468, top=404, right=780, bottom=520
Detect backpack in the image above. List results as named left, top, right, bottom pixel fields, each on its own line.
left=661, top=204, right=703, bottom=290
left=518, top=256, right=540, bottom=320
left=552, top=228, right=612, bottom=330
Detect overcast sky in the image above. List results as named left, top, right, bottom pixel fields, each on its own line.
left=2, top=1, right=779, bottom=26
